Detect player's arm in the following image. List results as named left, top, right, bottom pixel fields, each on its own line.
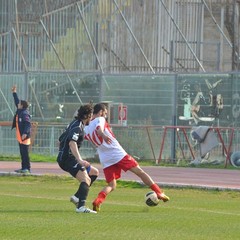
left=22, top=114, right=31, bottom=140
left=69, top=140, right=90, bottom=167
left=96, top=126, right=111, bottom=144
left=11, top=85, right=20, bottom=107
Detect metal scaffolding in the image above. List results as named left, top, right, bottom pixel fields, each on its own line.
left=0, top=0, right=240, bottom=122
left=0, top=0, right=239, bottom=73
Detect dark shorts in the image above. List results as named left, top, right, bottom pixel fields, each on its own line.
left=57, top=153, right=91, bottom=178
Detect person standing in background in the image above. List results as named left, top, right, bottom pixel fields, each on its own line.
left=11, top=85, right=31, bottom=174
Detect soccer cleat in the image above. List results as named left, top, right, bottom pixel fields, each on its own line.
left=70, top=195, right=79, bottom=207
left=76, top=206, right=97, bottom=214
left=14, top=169, right=31, bottom=175
left=92, top=199, right=101, bottom=212
left=158, top=192, right=170, bottom=202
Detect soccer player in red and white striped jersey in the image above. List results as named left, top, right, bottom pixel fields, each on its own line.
left=84, top=103, right=170, bottom=212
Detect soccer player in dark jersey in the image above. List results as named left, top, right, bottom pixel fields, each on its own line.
left=57, top=104, right=99, bottom=214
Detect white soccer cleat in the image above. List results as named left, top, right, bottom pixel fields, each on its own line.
left=76, top=206, right=97, bottom=214
left=70, top=195, right=79, bottom=207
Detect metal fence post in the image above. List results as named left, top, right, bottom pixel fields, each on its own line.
left=50, top=126, right=55, bottom=155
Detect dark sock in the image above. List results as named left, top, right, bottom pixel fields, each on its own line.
left=74, top=175, right=97, bottom=197
left=74, top=185, right=81, bottom=198
left=90, top=175, right=98, bottom=186
left=77, top=182, right=89, bottom=208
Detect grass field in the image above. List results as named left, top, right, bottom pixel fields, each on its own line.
left=0, top=175, right=239, bottom=240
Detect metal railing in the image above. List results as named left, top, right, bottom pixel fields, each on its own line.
left=1, top=123, right=240, bottom=167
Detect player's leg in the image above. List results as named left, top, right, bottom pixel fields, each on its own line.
left=21, top=144, right=31, bottom=171
left=70, top=164, right=99, bottom=206
left=15, top=143, right=30, bottom=174
left=92, top=180, right=116, bottom=212
left=62, top=157, right=96, bottom=213
left=88, top=165, right=99, bottom=186
left=75, top=170, right=91, bottom=206
left=119, top=154, right=170, bottom=202
left=74, top=170, right=96, bottom=213
left=92, top=165, right=119, bottom=212
left=129, top=165, right=170, bottom=202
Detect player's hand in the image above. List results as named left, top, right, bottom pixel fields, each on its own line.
left=21, top=134, right=27, bottom=140
left=12, top=85, right=17, bottom=93
left=81, top=160, right=90, bottom=167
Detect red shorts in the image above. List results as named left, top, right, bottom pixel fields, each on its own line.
left=103, top=154, right=139, bottom=183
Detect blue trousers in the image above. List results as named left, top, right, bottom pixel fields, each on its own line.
left=19, top=143, right=31, bottom=170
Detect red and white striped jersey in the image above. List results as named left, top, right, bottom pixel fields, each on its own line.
left=84, top=117, right=126, bottom=168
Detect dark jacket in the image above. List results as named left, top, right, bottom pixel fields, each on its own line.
left=11, top=92, right=31, bottom=139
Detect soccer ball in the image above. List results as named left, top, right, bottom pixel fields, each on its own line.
left=145, top=191, right=160, bottom=207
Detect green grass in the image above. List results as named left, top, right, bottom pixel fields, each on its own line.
left=0, top=175, right=239, bottom=240
left=0, top=153, right=57, bottom=163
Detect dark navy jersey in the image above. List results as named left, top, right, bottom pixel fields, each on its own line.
left=58, top=119, right=84, bottom=161
left=11, top=92, right=31, bottom=138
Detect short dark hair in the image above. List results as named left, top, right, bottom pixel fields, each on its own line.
left=93, top=103, right=107, bottom=114
left=75, top=104, right=93, bottom=120
left=21, top=100, right=29, bottom=109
